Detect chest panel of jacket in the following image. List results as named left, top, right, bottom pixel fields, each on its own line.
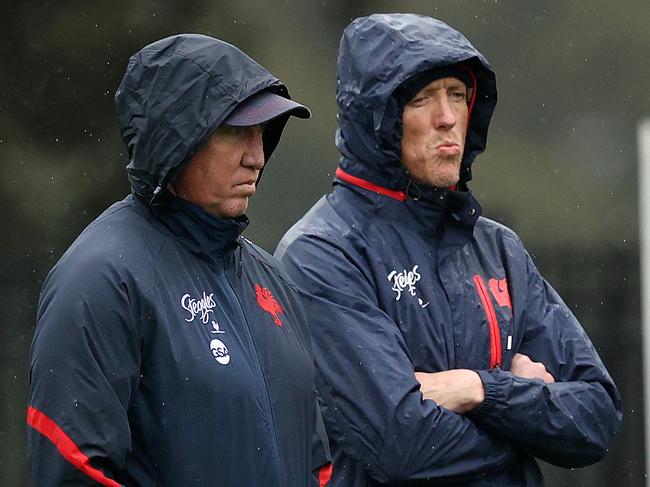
left=367, top=221, right=514, bottom=372
left=127, top=239, right=314, bottom=485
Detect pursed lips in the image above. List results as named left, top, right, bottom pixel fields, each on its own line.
left=435, top=141, right=461, bottom=155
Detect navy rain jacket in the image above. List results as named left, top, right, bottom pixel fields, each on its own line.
left=275, top=14, right=621, bottom=486
left=28, top=34, right=330, bottom=487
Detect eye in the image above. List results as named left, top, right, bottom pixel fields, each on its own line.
left=257, top=122, right=269, bottom=135
left=408, top=96, right=428, bottom=107
left=221, top=125, right=242, bottom=135
left=449, top=90, right=467, bottom=102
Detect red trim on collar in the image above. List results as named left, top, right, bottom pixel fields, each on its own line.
left=335, top=167, right=407, bottom=201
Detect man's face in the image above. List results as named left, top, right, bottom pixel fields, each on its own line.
left=401, top=77, right=469, bottom=188
left=171, top=124, right=265, bottom=218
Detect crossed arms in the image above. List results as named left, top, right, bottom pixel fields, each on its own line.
left=416, top=353, right=555, bottom=414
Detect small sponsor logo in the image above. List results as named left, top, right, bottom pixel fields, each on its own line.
left=255, top=284, right=284, bottom=326
left=210, top=338, right=230, bottom=365
left=387, top=265, right=429, bottom=308
left=181, top=292, right=216, bottom=324
left=210, top=320, right=225, bottom=334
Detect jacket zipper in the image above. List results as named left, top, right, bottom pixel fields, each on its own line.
left=473, top=274, right=502, bottom=368
left=220, top=260, right=285, bottom=487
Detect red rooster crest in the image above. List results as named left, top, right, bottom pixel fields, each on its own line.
left=255, top=284, right=284, bottom=326
left=488, top=277, right=512, bottom=310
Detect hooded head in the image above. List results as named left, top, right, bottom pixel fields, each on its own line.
left=335, top=14, right=497, bottom=192
left=115, top=34, right=309, bottom=203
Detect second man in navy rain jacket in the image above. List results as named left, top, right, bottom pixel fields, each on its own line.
left=276, top=13, right=621, bottom=487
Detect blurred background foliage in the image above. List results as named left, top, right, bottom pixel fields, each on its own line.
left=2, top=0, right=648, bottom=485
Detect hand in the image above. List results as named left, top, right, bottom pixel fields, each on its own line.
left=414, top=369, right=485, bottom=414
left=510, top=353, right=555, bottom=384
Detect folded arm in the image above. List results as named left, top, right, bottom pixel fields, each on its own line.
left=415, top=353, right=554, bottom=414
left=467, top=252, right=622, bottom=467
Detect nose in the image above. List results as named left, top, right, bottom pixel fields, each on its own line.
left=241, top=125, right=265, bottom=170
left=433, top=97, right=457, bottom=130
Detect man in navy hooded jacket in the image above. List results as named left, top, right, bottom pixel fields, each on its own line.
left=27, top=34, right=331, bottom=486
left=275, top=14, right=621, bottom=486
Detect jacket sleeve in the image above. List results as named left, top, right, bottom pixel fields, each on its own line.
left=27, top=261, right=141, bottom=486
left=277, top=235, right=518, bottom=484
left=469, top=250, right=622, bottom=467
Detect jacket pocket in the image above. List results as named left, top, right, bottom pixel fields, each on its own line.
left=473, top=275, right=502, bottom=369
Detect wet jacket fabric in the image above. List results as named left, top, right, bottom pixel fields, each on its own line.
left=28, top=34, right=329, bottom=487
left=275, top=14, right=621, bottom=486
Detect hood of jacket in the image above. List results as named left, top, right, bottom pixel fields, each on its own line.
left=335, top=13, right=497, bottom=191
left=115, top=33, right=292, bottom=202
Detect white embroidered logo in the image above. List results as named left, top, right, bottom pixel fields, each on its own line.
left=210, top=338, right=231, bottom=365
left=210, top=320, right=225, bottom=334
left=181, top=292, right=217, bottom=324
left=387, top=265, right=429, bottom=308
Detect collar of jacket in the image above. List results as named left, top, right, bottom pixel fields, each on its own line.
left=333, top=170, right=480, bottom=258
left=138, top=193, right=248, bottom=260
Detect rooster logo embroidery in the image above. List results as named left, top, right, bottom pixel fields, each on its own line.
left=488, top=277, right=512, bottom=310
left=255, top=284, right=284, bottom=326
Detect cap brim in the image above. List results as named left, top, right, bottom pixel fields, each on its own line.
left=224, top=91, right=311, bottom=127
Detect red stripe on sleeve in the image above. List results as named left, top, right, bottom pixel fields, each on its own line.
left=318, top=463, right=333, bottom=486
left=27, top=405, right=122, bottom=487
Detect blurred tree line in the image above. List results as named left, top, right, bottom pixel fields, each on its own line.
left=2, top=0, right=648, bottom=484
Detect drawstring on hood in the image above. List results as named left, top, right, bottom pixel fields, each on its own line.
left=334, top=14, right=497, bottom=196
left=405, top=177, right=422, bottom=201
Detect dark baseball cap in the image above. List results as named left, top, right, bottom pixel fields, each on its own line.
left=224, top=90, right=311, bottom=126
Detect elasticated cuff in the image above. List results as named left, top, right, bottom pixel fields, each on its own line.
left=468, top=368, right=504, bottom=419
